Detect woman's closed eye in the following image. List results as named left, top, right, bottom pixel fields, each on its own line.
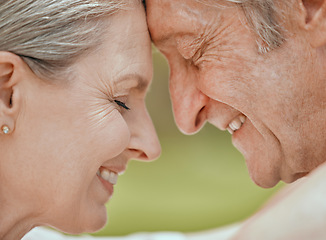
left=114, top=100, right=130, bottom=110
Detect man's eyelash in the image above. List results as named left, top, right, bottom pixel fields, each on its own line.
left=114, top=100, right=130, bottom=110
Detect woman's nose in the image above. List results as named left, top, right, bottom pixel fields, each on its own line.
left=169, top=71, right=209, bottom=135
left=126, top=106, right=161, bottom=161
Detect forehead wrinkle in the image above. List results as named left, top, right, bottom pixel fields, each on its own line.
left=175, top=5, right=228, bottom=59
left=176, top=33, right=206, bottom=59
left=195, top=7, right=242, bottom=61
left=154, top=2, right=226, bottom=55
left=195, top=0, right=233, bottom=8
left=152, top=1, right=205, bottom=46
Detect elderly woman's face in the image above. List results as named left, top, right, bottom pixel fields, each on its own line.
left=147, top=0, right=326, bottom=188
left=2, top=4, right=160, bottom=233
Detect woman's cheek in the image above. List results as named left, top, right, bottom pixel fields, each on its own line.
left=92, top=109, right=131, bottom=158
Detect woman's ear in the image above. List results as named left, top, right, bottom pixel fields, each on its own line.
left=0, top=51, right=24, bottom=135
left=298, top=0, right=326, bottom=48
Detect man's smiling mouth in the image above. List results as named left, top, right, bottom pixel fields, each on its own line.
left=227, top=114, right=246, bottom=134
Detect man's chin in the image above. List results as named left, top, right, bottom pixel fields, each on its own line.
left=280, top=172, right=309, bottom=184
left=249, top=169, right=309, bottom=188
left=247, top=168, right=281, bottom=188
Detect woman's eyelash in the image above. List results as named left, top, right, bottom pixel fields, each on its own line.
left=114, top=100, right=130, bottom=110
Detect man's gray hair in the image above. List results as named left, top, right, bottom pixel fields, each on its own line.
left=230, top=0, right=286, bottom=53
left=198, top=0, right=289, bottom=53
left=0, top=0, right=125, bottom=79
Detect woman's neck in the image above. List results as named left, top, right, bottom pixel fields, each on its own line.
left=0, top=220, right=34, bottom=240
left=0, top=201, right=40, bottom=240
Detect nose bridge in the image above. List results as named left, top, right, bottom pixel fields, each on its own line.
left=169, top=69, right=208, bottom=135
left=127, top=104, right=161, bottom=161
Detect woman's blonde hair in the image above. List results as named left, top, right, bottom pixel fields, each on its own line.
left=0, top=0, right=126, bottom=79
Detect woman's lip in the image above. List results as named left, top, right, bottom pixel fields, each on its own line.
left=97, top=174, right=114, bottom=197
left=100, top=163, right=127, bottom=176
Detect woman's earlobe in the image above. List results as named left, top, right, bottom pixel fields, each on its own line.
left=1, top=125, right=10, bottom=134
left=0, top=115, right=15, bottom=136
left=299, top=0, right=326, bottom=48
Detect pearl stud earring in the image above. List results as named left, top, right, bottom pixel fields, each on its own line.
left=2, top=125, right=10, bottom=134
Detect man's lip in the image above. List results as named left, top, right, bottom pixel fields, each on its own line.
left=209, top=113, right=247, bottom=131
left=226, top=114, right=246, bottom=134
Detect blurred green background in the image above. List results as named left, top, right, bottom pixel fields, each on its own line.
left=94, top=48, right=284, bottom=236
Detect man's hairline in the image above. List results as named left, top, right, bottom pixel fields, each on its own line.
left=146, top=0, right=287, bottom=54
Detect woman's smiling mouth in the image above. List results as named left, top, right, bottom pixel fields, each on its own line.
left=96, top=167, right=123, bottom=197
left=97, top=168, right=119, bottom=185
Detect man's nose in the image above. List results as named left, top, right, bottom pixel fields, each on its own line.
left=169, top=71, right=209, bottom=135
left=127, top=107, right=161, bottom=161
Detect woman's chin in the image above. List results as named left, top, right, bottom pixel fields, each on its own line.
left=81, top=207, right=108, bottom=234
left=53, top=206, right=108, bottom=235
left=59, top=221, right=107, bottom=235
left=87, top=213, right=108, bottom=233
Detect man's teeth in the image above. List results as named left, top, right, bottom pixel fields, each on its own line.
left=97, top=169, right=118, bottom=185
left=227, top=115, right=246, bottom=134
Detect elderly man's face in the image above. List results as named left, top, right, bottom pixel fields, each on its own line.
left=147, top=0, right=326, bottom=187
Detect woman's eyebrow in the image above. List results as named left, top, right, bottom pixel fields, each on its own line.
left=116, top=73, right=149, bottom=91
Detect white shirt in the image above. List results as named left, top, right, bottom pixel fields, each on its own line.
left=22, top=224, right=241, bottom=240
left=22, top=227, right=187, bottom=240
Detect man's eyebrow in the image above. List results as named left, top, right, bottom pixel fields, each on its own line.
left=154, top=35, right=170, bottom=46
left=154, top=31, right=195, bottom=47
left=151, top=27, right=176, bottom=46
left=116, top=73, right=149, bottom=91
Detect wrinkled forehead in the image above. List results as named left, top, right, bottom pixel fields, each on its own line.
left=147, top=0, right=211, bottom=44
left=146, top=0, right=236, bottom=46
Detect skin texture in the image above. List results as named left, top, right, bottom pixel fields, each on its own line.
left=231, top=168, right=326, bottom=239
left=147, top=0, right=326, bottom=188
left=0, top=2, right=160, bottom=239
